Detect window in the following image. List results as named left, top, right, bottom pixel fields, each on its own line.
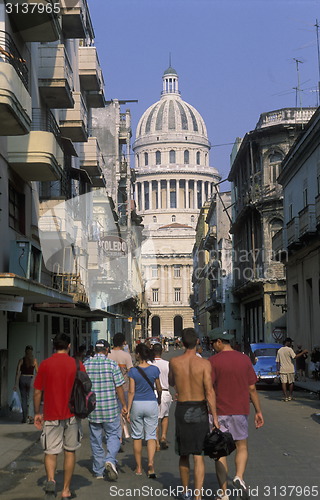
left=152, top=288, right=159, bottom=302
left=269, top=152, right=283, bottom=183
left=303, top=181, right=308, bottom=208
left=170, top=150, right=176, bottom=163
left=184, top=150, right=189, bottom=164
left=153, top=216, right=157, bottom=223
left=174, top=265, right=181, bottom=278
left=288, top=203, right=293, bottom=220
left=156, top=150, right=161, bottom=165
left=174, top=288, right=181, bottom=302
left=196, top=151, right=200, bottom=165
left=191, top=215, right=195, bottom=223
left=9, top=183, right=25, bottom=234
left=172, top=215, right=176, bottom=222
left=151, top=265, right=158, bottom=278
left=144, top=152, right=148, bottom=166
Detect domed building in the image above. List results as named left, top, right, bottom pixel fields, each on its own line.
left=133, top=67, right=221, bottom=338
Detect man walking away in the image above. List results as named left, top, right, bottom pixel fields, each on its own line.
left=33, top=333, right=85, bottom=499
left=169, top=328, right=218, bottom=500
left=209, top=332, right=264, bottom=500
left=109, top=332, right=133, bottom=440
left=276, top=337, right=308, bottom=401
left=151, top=343, right=173, bottom=450
left=84, top=339, right=127, bottom=481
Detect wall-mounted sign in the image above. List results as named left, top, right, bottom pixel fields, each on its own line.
left=99, top=236, right=128, bottom=257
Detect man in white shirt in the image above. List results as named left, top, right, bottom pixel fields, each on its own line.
left=276, top=337, right=308, bottom=401
left=151, top=343, right=172, bottom=449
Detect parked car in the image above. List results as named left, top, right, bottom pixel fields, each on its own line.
left=147, top=336, right=161, bottom=345
left=250, top=343, right=281, bottom=384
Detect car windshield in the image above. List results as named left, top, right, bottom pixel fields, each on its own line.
left=254, top=348, right=278, bottom=357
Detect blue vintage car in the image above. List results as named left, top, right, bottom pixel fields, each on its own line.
left=250, top=343, right=281, bottom=384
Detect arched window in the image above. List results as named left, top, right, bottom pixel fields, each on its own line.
left=184, top=150, right=189, bottom=164
left=172, top=215, right=176, bottom=222
left=196, top=151, right=200, bottom=165
left=152, top=315, right=161, bottom=336
left=156, top=150, right=161, bottom=165
left=174, top=315, right=183, bottom=336
left=191, top=215, right=195, bottom=223
left=169, top=150, right=176, bottom=163
left=144, top=152, right=148, bottom=166
left=269, top=152, right=283, bottom=183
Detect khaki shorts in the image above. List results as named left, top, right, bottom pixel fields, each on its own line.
left=280, top=373, right=295, bottom=384
left=41, top=417, right=82, bottom=455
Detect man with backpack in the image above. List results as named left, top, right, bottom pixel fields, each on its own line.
left=84, top=339, right=127, bottom=480
left=33, top=333, right=86, bottom=499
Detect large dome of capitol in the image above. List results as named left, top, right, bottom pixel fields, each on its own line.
left=134, top=67, right=210, bottom=149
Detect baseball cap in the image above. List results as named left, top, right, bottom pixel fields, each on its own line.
left=210, top=331, right=234, bottom=341
left=95, top=339, right=110, bottom=349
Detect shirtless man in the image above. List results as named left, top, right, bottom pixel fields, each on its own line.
left=169, top=328, right=218, bottom=500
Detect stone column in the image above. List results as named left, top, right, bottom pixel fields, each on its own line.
left=167, top=180, right=170, bottom=209
left=176, top=179, right=179, bottom=208
left=201, top=180, right=205, bottom=204
left=141, top=181, right=145, bottom=211
left=149, top=181, right=152, bottom=210
left=185, top=179, right=189, bottom=208
left=208, top=181, right=212, bottom=200
left=157, top=180, right=161, bottom=209
left=194, top=180, right=197, bottom=209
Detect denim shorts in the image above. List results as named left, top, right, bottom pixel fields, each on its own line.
left=130, top=400, right=158, bottom=440
left=41, top=416, right=82, bottom=454
left=218, top=415, right=248, bottom=441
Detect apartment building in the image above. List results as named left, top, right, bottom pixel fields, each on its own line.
left=0, top=1, right=141, bottom=412
left=275, top=107, right=320, bottom=350
left=228, top=107, right=316, bottom=346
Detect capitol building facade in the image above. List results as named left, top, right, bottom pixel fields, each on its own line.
left=133, top=67, right=221, bottom=338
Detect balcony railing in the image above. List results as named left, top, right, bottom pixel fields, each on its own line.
left=256, top=108, right=317, bottom=129
left=298, top=204, right=316, bottom=238
left=286, top=217, right=300, bottom=247
left=0, top=30, right=28, bottom=89
left=32, top=108, right=62, bottom=148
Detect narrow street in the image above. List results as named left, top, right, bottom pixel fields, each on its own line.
left=1, top=349, right=320, bottom=499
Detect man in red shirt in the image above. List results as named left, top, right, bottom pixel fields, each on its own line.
left=209, top=332, right=264, bottom=500
left=33, top=333, right=85, bottom=499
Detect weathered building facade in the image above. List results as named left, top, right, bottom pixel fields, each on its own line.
left=228, top=108, right=316, bottom=345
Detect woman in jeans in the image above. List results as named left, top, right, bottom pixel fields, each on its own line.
left=127, top=343, right=162, bottom=477
left=14, top=345, right=38, bottom=423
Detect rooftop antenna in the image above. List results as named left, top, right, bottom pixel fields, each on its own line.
left=293, top=58, right=303, bottom=109
left=315, top=19, right=320, bottom=106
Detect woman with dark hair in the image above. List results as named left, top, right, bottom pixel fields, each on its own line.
left=127, top=343, right=162, bottom=478
left=14, top=345, right=38, bottom=423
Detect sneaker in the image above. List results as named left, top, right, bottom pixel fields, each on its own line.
left=233, top=476, right=250, bottom=500
left=282, top=397, right=289, bottom=402
left=44, top=480, right=56, bottom=495
left=95, top=475, right=104, bottom=479
left=105, top=461, right=118, bottom=481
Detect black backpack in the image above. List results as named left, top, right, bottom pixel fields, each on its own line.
left=69, top=358, right=96, bottom=419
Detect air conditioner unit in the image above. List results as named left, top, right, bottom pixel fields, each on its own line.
left=9, top=241, right=42, bottom=282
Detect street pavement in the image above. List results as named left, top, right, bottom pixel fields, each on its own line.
left=1, top=348, right=320, bottom=499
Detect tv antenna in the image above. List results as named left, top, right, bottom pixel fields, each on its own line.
left=293, top=58, right=303, bottom=109
left=315, top=19, right=320, bottom=105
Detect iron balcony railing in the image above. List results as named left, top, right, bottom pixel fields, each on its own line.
left=32, top=108, right=63, bottom=148
left=0, top=29, right=29, bottom=89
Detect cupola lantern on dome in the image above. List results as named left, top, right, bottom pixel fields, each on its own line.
left=162, top=66, right=180, bottom=95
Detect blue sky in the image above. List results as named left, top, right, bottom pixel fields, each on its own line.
left=90, top=0, right=320, bottom=182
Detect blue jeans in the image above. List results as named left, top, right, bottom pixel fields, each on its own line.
left=89, top=417, right=121, bottom=476
left=19, top=375, right=34, bottom=421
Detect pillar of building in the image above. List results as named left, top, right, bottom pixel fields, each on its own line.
left=176, top=179, right=179, bottom=208
left=141, top=181, right=145, bottom=211
left=194, top=180, right=197, bottom=209
left=201, top=180, right=205, bottom=204
left=157, top=180, right=161, bottom=209
left=149, top=181, right=152, bottom=210
left=166, top=180, right=170, bottom=209
left=185, top=179, right=189, bottom=209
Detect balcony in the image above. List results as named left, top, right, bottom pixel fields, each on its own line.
left=38, top=44, right=74, bottom=108
left=79, top=137, right=105, bottom=183
left=286, top=217, right=300, bottom=248
left=119, top=112, right=132, bottom=140
left=0, top=30, right=31, bottom=135
left=6, top=0, right=61, bottom=42
left=299, top=204, right=317, bottom=239
left=86, top=89, right=105, bottom=108
left=203, top=225, right=217, bottom=250
left=272, top=227, right=288, bottom=261
left=59, top=92, right=88, bottom=142
left=78, top=46, right=103, bottom=91
left=7, top=109, right=63, bottom=181
left=256, top=107, right=317, bottom=129
left=60, top=0, right=94, bottom=39
left=38, top=200, right=74, bottom=242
